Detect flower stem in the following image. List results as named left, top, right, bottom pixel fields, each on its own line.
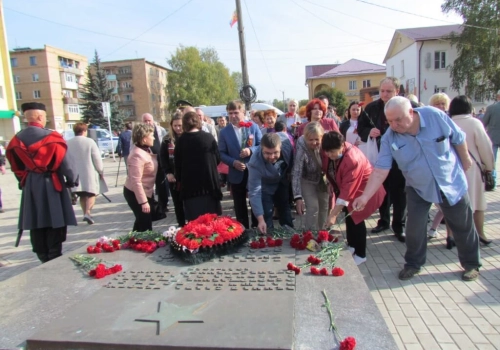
left=322, top=289, right=343, bottom=341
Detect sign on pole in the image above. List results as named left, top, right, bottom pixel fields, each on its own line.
left=101, top=102, right=116, bottom=161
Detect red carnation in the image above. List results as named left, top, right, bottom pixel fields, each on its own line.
left=250, top=241, right=260, bottom=249
left=332, top=267, right=345, bottom=276
left=112, top=239, right=120, bottom=246
left=258, top=241, right=266, bottom=249
left=291, top=234, right=300, bottom=243
left=94, top=247, right=102, bottom=253
left=86, top=246, right=95, bottom=254
left=287, top=262, right=295, bottom=271
left=95, top=270, right=106, bottom=279
left=259, top=237, right=265, bottom=243
left=110, top=264, right=123, bottom=273
left=307, top=255, right=317, bottom=264
left=320, top=267, right=329, bottom=276
left=267, top=239, right=276, bottom=247
left=339, top=336, right=356, bottom=350
left=317, top=230, right=329, bottom=242
left=275, top=239, right=283, bottom=246
left=310, top=267, right=320, bottom=275
left=238, top=121, right=246, bottom=127
left=88, top=269, right=96, bottom=277
left=293, top=267, right=301, bottom=275
left=95, top=242, right=102, bottom=248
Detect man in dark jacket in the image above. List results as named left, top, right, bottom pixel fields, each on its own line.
left=357, top=77, right=407, bottom=242
left=6, top=102, right=78, bottom=263
left=117, top=122, right=132, bottom=172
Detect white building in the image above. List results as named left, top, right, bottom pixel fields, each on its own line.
left=383, top=24, right=472, bottom=106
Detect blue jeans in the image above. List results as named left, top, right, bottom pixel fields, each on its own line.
left=492, top=143, right=499, bottom=180
left=261, top=180, right=294, bottom=229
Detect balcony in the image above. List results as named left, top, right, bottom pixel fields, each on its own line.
left=118, top=100, right=135, bottom=106
left=118, top=87, right=134, bottom=93
left=59, top=66, right=84, bottom=76
left=106, top=74, right=117, bottom=81
left=63, top=97, right=79, bottom=104
left=117, top=72, right=132, bottom=80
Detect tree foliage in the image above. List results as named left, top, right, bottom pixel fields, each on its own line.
left=442, top=0, right=500, bottom=100
left=79, top=51, right=124, bottom=131
left=299, top=99, right=309, bottom=107
left=272, top=98, right=286, bottom=112
left=166, top=46, right=239, bottom=108
left=314, top=87, right=349, bottom=116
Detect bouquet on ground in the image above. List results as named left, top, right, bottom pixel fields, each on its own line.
left=70, top=254, right=122, bottom=279
left=86, top=230, right=174, bottom=255
left=171, top=213, right=249, bottom=264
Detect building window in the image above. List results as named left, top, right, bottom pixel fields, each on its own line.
left=33, top=90, right=41, bottom=99
left=401, top=60, right=405, bottom=77
left=434, top=86, right=447, bottom=93
left=11, top=58, right=18, bottom=67
left=68, top=104, right=79, bottom=113
left=30, top=56, right=37, bottom=66
left=363, top=80, right=371, bottom=88
left=151, top=94, right=156, bottom=102
left=65, top=74, right=75, bottom=82
left=434, top=51, right=446, bottom=69
left=16, top=91, right=22, bottom=100
left=348, top=80, right=357, bottom=90
left=13, top=75, right=20, bottom=83
left=123, top=81, right=132, bottom=88
left=118, top=67, right=130, bottom=74
left=63, top=90, right=71, bottom=98
left=32, top=73, right=39, bottom=82
left=124, top=94, right=132, bottom=101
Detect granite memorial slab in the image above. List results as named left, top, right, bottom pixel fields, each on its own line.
left=12, top=241, right=397, bottom=349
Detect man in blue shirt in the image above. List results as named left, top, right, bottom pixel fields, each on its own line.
left=248, top=132, right=294, bottom=234
left=353, top=96, right=481, bottom=282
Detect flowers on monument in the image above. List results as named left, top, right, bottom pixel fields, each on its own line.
left=290, top=230, right=338, bottom=250
left=310, top=266, right=320, bottom=275
left=87, top=238, right=121, bottom=254
left=286, top=262, right=301, bottom=275
left=69, top=254, right=122, bottom=280
left=163, top=226, right=181, bottom=240
left=249, top=236, right=283, bottom=249
left=87, top=231, right=169, bottom=254
left=322, top=289, right=357, bottom=349
left=332, top=267, right=345, bottom=277
left=173, top=214, right=244, bottom=251
left=307, top=255, right=321, bottom=265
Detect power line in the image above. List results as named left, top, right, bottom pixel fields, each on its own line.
left=353, top=0, right=495, bottom=31
left=243, top=0, right=278, bottom=94
left=103, top=0, right=194, bottom=58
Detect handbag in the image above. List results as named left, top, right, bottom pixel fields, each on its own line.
left=148, top=196, right=167, bottom=221
left=365, top=137, right=379, bottom=165
left=469, top=151, right=495, bottom=191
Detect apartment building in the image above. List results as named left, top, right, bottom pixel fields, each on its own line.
left=100, top=59, right=170, bottom=122
left=10, top=45, right=88, bottom=132
left=0, top=0, right=19, bottom=141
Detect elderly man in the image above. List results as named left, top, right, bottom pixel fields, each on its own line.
left=141, top=113, right=168, bottom=215
left=195, top=107, right=218, bottom=142
left=482, top=89, right=500, bottom=185
left=357, top=77, right=407, bottom=242
left=216, top=116, right=227, bottom=139
left=219, top=100, right=262, bottom=228
left=353, top=96, right=481, bottom=282
left=248, top=133, right=293, bottom=234
left=6, top=102, right=77, bottom=263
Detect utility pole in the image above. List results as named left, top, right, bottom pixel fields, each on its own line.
left=281, top=90, right=285, bottom=111
left=235, top=0, right=251, bottom=113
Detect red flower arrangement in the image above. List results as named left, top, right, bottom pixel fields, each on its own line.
left=174, top=214, right=244, bottom=251
left=87, top=239, right=121, bottom=254
left=287, top=262, right=301, bottom=275
left=339, top=336, right=356, bottom=350
left=238, top=121, right=252, bottom=128
left=307, top=255, right=321, bottom=265
left=88, top=263, right=123, bottom=279
left=86, top=232, right=168, bottom=255
left=249, top=236, right=283, bottom=249
left=332, top=267, right=345, bottom=276
left=70, top=254, right=122, bottom=280
left=290, top=230, right=338, bottom=250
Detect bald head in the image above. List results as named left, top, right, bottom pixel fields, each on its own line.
left=183, top=106, right=195, bottom=115
left=25, top=109, right=47, bottom=127
left=141, top=113, right=154, bottom=126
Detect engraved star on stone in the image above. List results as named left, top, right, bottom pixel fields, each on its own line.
left=135, top=301, right=205, bottom=335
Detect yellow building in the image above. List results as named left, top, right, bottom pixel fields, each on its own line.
left=100, top=59, right=170, bottom=122
left=0, top=0, right=19, bottom=141
left=306, top=59, right=386, bottom=103
left=10, top=45, right=88, bottom=132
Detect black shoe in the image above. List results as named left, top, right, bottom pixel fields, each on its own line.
left=446, top=236, right=456, bottom=250
left=371, top=225, right=389, bottom=233
left=395, top=232, right=406, bottom=243
left=398, top=267, right=421, bottom=280
left=479, top=237, right=492, bottom=245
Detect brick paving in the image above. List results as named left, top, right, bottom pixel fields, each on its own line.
left=0, top=157, right=499, bottom=349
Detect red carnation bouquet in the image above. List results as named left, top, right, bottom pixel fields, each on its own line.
left=86, top=231, right=169, bottom=255
left=70, top=254, right=122, bottom=280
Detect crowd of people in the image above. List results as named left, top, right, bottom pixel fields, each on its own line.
left=4, top=77, right=499, bottom=282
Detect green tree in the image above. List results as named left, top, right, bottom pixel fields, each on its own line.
left=442, top=0, right=500, bottom=100
left=314, top=87, right=349, bottom=116
left=299, top=99, right=309, bottom=107
left=167, top=46, right=239, bottom=108
left=79, top=51, right=124, bottom=131
left=272, top=98, right=286, bottom=112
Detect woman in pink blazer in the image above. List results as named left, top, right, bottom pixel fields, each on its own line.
left=123, top=123, right=158, bottom=232
left=322, top=131, right=385, bottom=266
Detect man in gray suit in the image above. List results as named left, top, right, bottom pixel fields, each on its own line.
left=482, top=90, right=500, bottom=184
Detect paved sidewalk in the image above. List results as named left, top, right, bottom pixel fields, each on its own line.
left=0, top=158, right=499, bottom=349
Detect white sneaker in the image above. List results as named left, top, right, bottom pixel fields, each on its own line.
left=353, top=254, right=367, bottom=265
left=347, top=246, right=355, bottom=254
left=428, top=228, right=438, bottom=239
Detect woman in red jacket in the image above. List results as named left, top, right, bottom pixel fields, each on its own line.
left=322, top=131, right=385, bottom=265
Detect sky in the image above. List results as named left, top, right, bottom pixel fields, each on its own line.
left=3, top=0, right=463, bottom=102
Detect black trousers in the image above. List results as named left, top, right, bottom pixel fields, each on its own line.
left=345, top=211, right=367, bottom=258
left=124, top=187, right=153, bottom=232
left=169, top=182, right=185, bottom=227
left=184, top=195, right=222, bottom=222
left=30, top=226, right=67, bottom=263
left=230, top=169, right=257, bottom=229
left=155, top=167, right=169, bottom=210
left=378, top=163, right=407, bottom=234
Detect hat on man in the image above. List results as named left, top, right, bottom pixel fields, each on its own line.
left=21, top=102, right=46, bottom=112
left=175, top=99, right=193, bottom=109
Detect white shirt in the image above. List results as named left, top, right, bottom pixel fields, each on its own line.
left=231, top=123, right=242, bottom=147
left=345, top=120, right=360, bottom=145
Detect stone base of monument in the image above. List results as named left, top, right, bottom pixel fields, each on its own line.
left=0, top=240, right=397, bottom=349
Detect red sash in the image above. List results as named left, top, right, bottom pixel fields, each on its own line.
left=6, top=132, right=67, bottom=191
